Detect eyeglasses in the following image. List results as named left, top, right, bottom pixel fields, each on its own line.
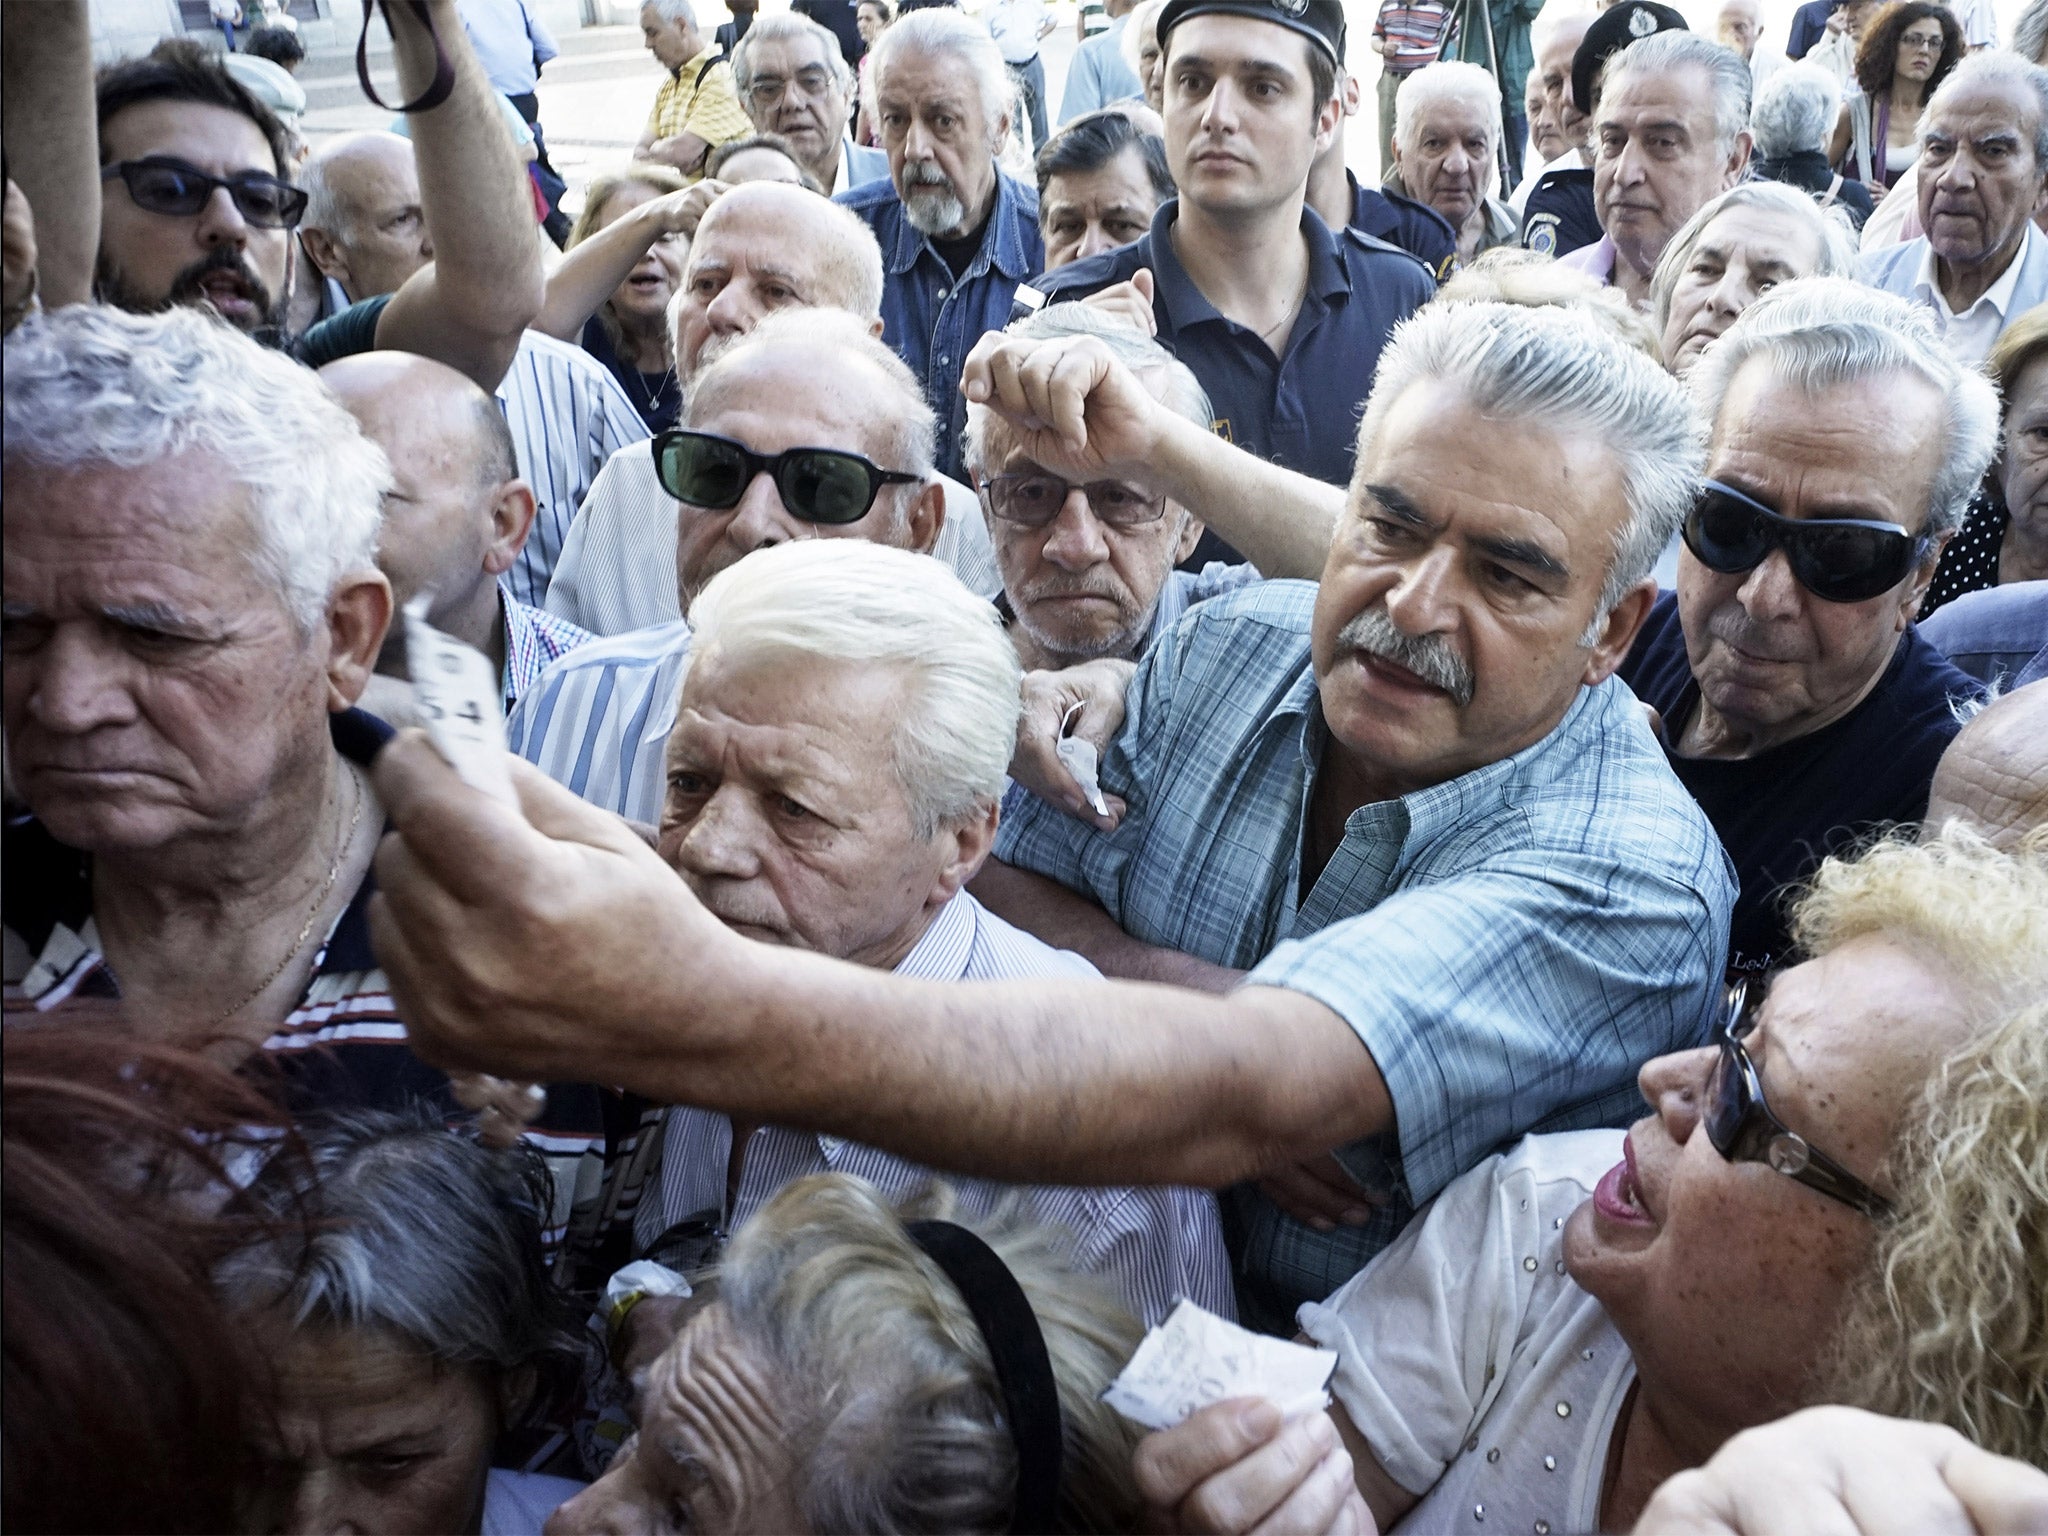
left=100, top=158, right=308, bottom=229
left=652, top=428, right=920, bottom=525
left=979, top=471, right=1169, bottom=530
left=1703, top=981, right=1894, bottom=1220
left=746, top=68, right=835, bottom=104
left=1683, top=479, right=1929, bottom=604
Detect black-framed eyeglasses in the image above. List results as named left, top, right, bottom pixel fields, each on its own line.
left=100, top=158, right=308, bottom=229
left=745, top=67, right=835, bottom=104
left=1683, top=479, right=1929, bottom=604
left=652, top=428, right=920, bottom=525
left=1704, top=981, right=1895, bottom=1220
left=978, top=470, right=1169, bottom=530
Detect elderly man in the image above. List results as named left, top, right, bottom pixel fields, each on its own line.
left=1509, top=9, right=1594, bottom=216
left=321, top=352, right=591, bottom=714
left=1304, top=68, right=1460, bottom=278
left=1750, top=62, right=1874, bottom=227
left=1619, top=278, right=1988, bottom=978
left=837, top=7, right=1044, bottom=480
left=632, top=540, right=1232, bottom=1327
left=634, top=0, right=752, bottom=179
left=1717, top=0, right=1782, bottom=90
left=1560, top=30, right=1753, bottom=305
left=730, top=12, right=890, bottom=193
left=367, top=300, right=1734, bottom=1333
left=1439, top=0, right=1543, bottom=183
left=1037, top=109, right=1175, bottom=271
left=964, top=304, right=1257, bottom=670
left=1862, top=54, right=2048, bottom=365
left=0, top=305, right=607, bottom=1242
left=1387, top=62, right=1520, bottom=267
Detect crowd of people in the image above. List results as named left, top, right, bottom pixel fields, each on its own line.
left=2, top=0, right=2047, bottom=1528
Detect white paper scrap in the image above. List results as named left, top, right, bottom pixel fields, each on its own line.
left=1102, top=1299, right=1339, bottom=1431
left=1055, top=702, right=1111, bottom=818
left=403, top=594, right=517, bottom=807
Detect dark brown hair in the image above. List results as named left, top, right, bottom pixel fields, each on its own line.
left=1855, top=1, right=1965, bottom=104
left=96, top=36, right=295, bottom=177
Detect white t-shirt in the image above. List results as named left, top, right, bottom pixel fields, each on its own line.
left=481, top=1468, right=586, bottom=1535
left=1298, top=1131, right=1634, bottom=1536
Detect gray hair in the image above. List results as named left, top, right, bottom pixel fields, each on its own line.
left=1357, top=301, right=1706, bottom=639
left=962, top=303, right=1212, bottom=474
left=1922, top=50, right=2048, bottom=167
left=1687, top=276, right=2002, bottom=537
left=719, top=1174, right=1144, bottom=1532
left=732, top=11, right=856, bottom=96
left=1750, top=61, right=1840, bottom=158
left=215, top=1107, right=586, bottom=1422
left=1603, top=30, right=1753, bottom=156
left=2014, top=0, right=2048, bottom=65
left=868, top=7, right=1014, bottom=137
left=1394, top=60, right=1502, bottom=156
left=644, top=0, right=696, bottom=24
left=1123, top=0, right=1164, bottom=74
left=1649, top=180, right=1861, bottom=336
left=1, top=305, right=388, bottom=634
left=685, top=541, right=1021, bottom=837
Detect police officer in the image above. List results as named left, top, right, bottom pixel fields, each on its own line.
left=1308, top=66, right=1460, bottom=279
left=1019, top=0, right=1434, bottom=563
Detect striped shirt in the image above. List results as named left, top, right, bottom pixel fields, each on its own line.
left=1371, top=0, right=1454, bottom=73
left=635, top=891, right=1235, bottom=1326
left=995, top=581, right=1736, bottom=1325
left=501, top=591, right=595, bottom=711
left=508, top=619, right=693, bottom=823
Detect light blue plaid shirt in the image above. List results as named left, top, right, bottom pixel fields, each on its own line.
left=995, top=581, right=1735, bottom=1322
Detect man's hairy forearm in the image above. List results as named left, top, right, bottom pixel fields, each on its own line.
left=3, top=0, right=99, bottom=307
left=971, top=860, right=1244, bottom=994
left=1152, top=414, right=1341, bottom=579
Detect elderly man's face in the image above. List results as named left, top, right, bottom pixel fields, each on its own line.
left=1394, top=94, right=1498, bottom=230
left=548, top=1303, right=802, bottom=1536
left=1659, top=203, right=1827, bottom=374
left=1565, top=935, right=1974, bottom=1432
left=1678, top=362, right=1944, bottom=743
left=1532, top=20, right=1593, bottom=159
left=873, top=47, right=1002, bottom=239
left=641, top=3, right=701, bottom=70
left=673, top=197, right=847, bottom=380
left=95, top=100, right=291, bottom=335
left=1041, top=145, right=1163, bottom=269
left=1594, top=63, right=1748, bottom=278
left=3, top=452, right=351, bottom=854
left=1310, top=379, right=1644, bottom=795
left=1716, top=0, right=1762, bottom=60
left=1163, top=17, right=1336, bottom=222
left=2000, top=352, right=2048, bottom=544
left=658, top=647, right=984, bottom=968
left=1917, top=78, right=2048, bottom=275
left=302, top=138, right=432, bottom=302
left=741, top=33, right=852, bottom=178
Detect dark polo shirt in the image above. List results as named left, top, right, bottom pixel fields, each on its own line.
left=1348, top=171, right=1457, bottom=280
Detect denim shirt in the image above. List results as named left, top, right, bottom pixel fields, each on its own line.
left=836, top=168, right=1043, bottom=479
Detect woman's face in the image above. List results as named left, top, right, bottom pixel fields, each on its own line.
left=1660, top=204, right=1825, bottom=374
left=2000, top=352, right=2048, bottom=537
left=1564, top=935, right=1976, bottom=1432
left=856, top=3, right=885, bottom=43
left=252, top=1324, right=502, bottom=1536
left=1895, top=16, right=1946, bottom=85
left=594, top=181, right=684, bottom=329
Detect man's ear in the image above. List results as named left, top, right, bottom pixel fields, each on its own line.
left=1172, top=506, right=1204, bottom=564
left=930, top=797, right=1000, bottom=905
left=1340, top=73, right=1362, bottom=118
left=325, top=569, right=395, bottom=711
left=1722, top=129, right=1755, bottom=186
left=298, top=227, right=348, bottom=293
left=482, top=480, right=539, bottom=577
left=1899, top=529, right=1951, bottom=625
left=1316, top=90, right=1343, bottom=153
left=904, top=477, right=947, bottom=554
left=1578, top=577, right=1658, bottom=687
left=868, top=315, right=886, bottom=340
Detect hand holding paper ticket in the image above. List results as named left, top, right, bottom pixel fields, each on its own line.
left=1056, top=701, right=1112, bottom=820
left=1105, top=1299, right=1338, bottom=1430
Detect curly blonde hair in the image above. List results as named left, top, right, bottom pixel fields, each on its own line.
left=1800, top=826, right=2048, bottom=1468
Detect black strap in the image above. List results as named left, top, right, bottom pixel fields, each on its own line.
left=905, top=1220, right=1064, bottom=1534
left=356, top=0, right=457, bottom=114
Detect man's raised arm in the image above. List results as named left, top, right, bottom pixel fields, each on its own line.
left=2, top=0, right=99, bottom=309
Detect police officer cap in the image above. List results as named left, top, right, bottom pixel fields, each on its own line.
left=1157, top=0, right=1346, bottom=67
left=1571, top=0, right=1688, bottom=115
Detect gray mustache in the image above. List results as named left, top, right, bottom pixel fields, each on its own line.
left=1337, top=608, right=1475, bottom=706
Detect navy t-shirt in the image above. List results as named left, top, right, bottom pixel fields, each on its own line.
left=1619, top=592, right=1976, bottom=976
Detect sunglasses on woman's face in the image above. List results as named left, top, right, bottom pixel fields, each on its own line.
left=653, top=428, right=919, bottom=525
left=100, top=158, right=308, bottom=229
left=1703, top=981, right=1895, bottom=1220
left=1683, top=480, right=1929, bottom=604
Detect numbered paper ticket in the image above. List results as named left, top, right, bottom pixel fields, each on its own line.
left=1103, top=1299, right=1339, bottom=1430
left=403, top=594, right=517, bottom=808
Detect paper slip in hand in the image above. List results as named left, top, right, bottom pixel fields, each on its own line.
left=1055, top=702, right=1111, bottom=818
left=1103, top=1299, right=1339, bottom=1430
left=403, top=594, right=518, bottom=807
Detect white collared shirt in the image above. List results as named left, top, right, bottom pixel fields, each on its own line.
left=1911, top=221, right=2036, bottom=365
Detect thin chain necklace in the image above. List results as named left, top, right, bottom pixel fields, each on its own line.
left=202, top=766, right=365, bottom=1032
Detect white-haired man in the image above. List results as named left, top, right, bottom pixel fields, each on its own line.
left=730, top=12, right=890, bottom=193
left=635, top=0, right=753, bottom=179
left=630, top=540, right=1231, bottom=1328
left=1508, top=10, right=1593, bottom=215
left=1861, top=53, right=2048, bottom=365
left=1561, top=30, right=1754, bottom=306
left=366, top=301, right=1735, bottom=1331
left=1385, top=62, right=1520, bottom=267
left=0, top=305, right=608, bottom=1246
left=1618, top=277, right=1987, bottom=978
left=837, top=7, right=1043, bottom=480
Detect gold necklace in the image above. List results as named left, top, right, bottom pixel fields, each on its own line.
left=202, top=765, right=365, bottom=1032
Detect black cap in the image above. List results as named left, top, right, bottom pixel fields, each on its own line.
left=1156, top=0, right=1346, bottom=67
left=1571, top=0, right=1688, bottom=115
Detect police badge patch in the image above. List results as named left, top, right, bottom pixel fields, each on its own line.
left=1524, top=213, right=1560, bottom=257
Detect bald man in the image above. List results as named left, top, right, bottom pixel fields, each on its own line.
left=1924, top=681, right=2048, bottom=850
left=321, top=351, right=593, bottom=713
left=1510, top=12, right=1595, bottom=214
left=298, top=133, right=436, bottom=311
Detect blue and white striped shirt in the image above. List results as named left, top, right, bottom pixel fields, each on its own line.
left=637, top=891, right=1235, bottom=1327
left=507, top=620, right=693, bottom=824
left=996, top=581, right=1735, bottom=1322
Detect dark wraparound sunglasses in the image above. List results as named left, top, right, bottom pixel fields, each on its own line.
left=101, top=158, right=308, bottom=229
left=653, top=429, right=919, bottom=525
left=1705, top=981, right=1894, bottom=1220
left=1683, top=480, right=1929, bottom=604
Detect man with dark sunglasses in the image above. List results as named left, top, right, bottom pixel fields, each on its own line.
left=1619, top=278, right=1990, bottom=978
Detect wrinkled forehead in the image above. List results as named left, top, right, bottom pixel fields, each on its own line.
left=5, top=451, right=267, bottom=586
left=1410, top=97, right=1499, bottom=141
left=751, top=33, right=838, bottom=76
left=1925, top=82, right=2045, bottom=151
left=1597, top=60, right=1720, bottom=134
left=689, top=205, right=833, bottom=285
left=873, top=45, right=988, bottom=109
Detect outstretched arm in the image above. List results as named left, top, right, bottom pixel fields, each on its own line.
left=2, top=0, right=99, bottom=309
left=531, top=182, right=720, bottom=341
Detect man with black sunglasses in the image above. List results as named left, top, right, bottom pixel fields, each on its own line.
left=1619, top=278, right=1991, bottom=978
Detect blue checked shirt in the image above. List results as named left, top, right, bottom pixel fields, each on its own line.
left=500, top=591, right=593, bottom=713
left=995, top=582, right=1735, bottom=1321
left=835, top=169, right=1043, bottom=481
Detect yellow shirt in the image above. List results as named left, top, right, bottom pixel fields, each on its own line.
left=644, top=46, right=752, bottom=179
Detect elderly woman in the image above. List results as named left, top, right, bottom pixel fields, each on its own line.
left=1923, top=307, right=2048, bottom=614
left=1135, top=825, right=2048, bottom=1533
left=553, top=1172, right=1146, bottom=1533
left=1649, top=182, right=1860, bottom=374
left=220, top=1108, right=589, bottom=1534
left=1828, top=0, right=1964, bottom=202
left=1749, top=63, right=1875, bottom=227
